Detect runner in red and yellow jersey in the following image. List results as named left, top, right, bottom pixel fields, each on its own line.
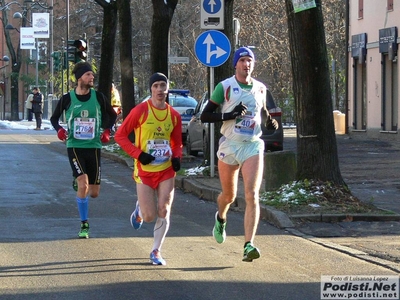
left=115, top=72, right=182, bottom=266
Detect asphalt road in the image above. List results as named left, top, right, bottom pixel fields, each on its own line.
left=0, top=129, right=398, bottom=300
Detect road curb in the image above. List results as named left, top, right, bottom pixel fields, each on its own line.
left=102, top=151, right=133, bottom=167
left=285, top=228, right=400, bottom=273
left=175, top=176, right=296, bottom=229
left=289, top=213, right=400, bottom=223
left=102, top=150, right=400, bottom=272
left=102, top=151, right=400, bottom=229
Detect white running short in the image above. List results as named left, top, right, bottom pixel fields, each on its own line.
left=217, top=136, right=264, bottom=166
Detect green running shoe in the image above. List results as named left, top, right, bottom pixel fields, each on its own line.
left=242, top=244, right=260, bottom=262
left=212, top=212, right=226, bottom=244
left=72, top=178, right=78, bottom=191
left=78, top=222, right=89, bottom=239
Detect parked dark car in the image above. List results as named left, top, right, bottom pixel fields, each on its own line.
left=186, top=90, right=283, bottom=156
left=185, top=92, right=210, bottom=156
left=142, top=89, right=198, bottom=142
left=261, top=89, right=283, bottom=152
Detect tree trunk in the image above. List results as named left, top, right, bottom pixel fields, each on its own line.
left=97, top=1, right=118, bottom=101
left=9, top=66, right=21, bottom=121
left=214, top=0, right=234, bottom=85
left=1, top=9, right=23, bottom=120
left=150, top=0, right=178, bottom=76
left=285, top=0, right=344, bottom=185
left=118, top=0, right=135, bottom=118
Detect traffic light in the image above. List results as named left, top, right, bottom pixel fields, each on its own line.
left=51, top=51, right=61, bottom=72
left=73, top=39, right=87, bottom=61
left=67, top=39, right=87, bottom=63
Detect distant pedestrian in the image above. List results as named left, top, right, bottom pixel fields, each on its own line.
left=201, top=47, right=279, bottom=262
left=31, top=87, right=43, bottom=130
left=111, top=82, right=122, bottom=131
left=25, top=92, right=33, bottom=121
left=111, top=82, right=121, bottom=114
left=50, top=61, right=117, bottom=239
left=114, top=72, right=182, bottom=265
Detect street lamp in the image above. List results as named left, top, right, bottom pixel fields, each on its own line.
left=0, top=0, right=50, bottom=120
left=5, top=24, right=20, bottom=32
left=0, top=55, right=10, bottom=120
left=10, top=2, right=53, bottom=89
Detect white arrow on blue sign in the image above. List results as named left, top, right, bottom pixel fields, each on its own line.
left=203, top=0, right=222, bottom=14
left=200, top=0, right=224, bottom=29
left=194, top=30, right=231, bottom=67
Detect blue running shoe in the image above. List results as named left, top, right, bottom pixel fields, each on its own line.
left=150, top=249, right=166, bottom=265
left=130, top=201, right=143, bottom=230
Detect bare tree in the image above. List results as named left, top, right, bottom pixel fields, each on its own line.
left=1, top=4, right=24, bottom=120
left=323, top=0, right=346, bottom=112
left=117, top=0, right=135, bottom=119
left=150, top=0, right=178, bottom=76
left=285, top=0, right=344, bottom=185
left=94, top=0, right=118, bottom=101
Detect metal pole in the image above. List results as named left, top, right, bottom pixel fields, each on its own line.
left=66, top=0, right=69, bottom=91
left=345, top=0, right=349, bottom=134
left=210, top=67, right=215, bottom=178
left=35, top=38, right=39, bottom=87
left=168, top=30, right=170, bottom=78
left=2, top=73, right=5, bottom=120
left=61, top=40, right=64, bottom=95
left=49, top=0, right=54, bottom=95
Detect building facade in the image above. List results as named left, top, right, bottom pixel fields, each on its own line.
left=348, top=0, right=399, bottom=139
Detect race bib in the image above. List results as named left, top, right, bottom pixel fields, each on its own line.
left=233, top=111, right=256, bottom=136
left=73, top=118, right=96, bottom=139
left=146, top=139, right=172, bottom=165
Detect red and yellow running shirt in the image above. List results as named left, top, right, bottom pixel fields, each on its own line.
left=115, top=99, right=182, bottom=174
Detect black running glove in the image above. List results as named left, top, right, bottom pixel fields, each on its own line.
left=171, top=157, right=181, bottom=172
left=138, top=152, right=155, bottom=165
left=225, top=101, right=248, bottom=120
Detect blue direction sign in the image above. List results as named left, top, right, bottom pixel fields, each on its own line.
left=194, top=30, right=231, bottom=67
left=202, top=0, right=222, bottom=14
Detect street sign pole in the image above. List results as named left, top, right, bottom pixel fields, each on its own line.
left=210, top=67, right=215, bottom=177
left=194, top=30, right=231, bottom=177
left=199, top=0, right=226, bottom=176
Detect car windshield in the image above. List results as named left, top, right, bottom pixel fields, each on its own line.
left=169, top=95, right=197, bottom=108
left=140, top=94, right=197, bottom=108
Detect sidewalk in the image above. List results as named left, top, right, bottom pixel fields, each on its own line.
left=175, top=173, right=400, bottom=227
left=174, top=171, right=400, bottom=273
left=175, top=133, right=400, bottom=272
left=103, top=135, right=400, bottom=272
left=175, top=132, right=400, bottom=226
